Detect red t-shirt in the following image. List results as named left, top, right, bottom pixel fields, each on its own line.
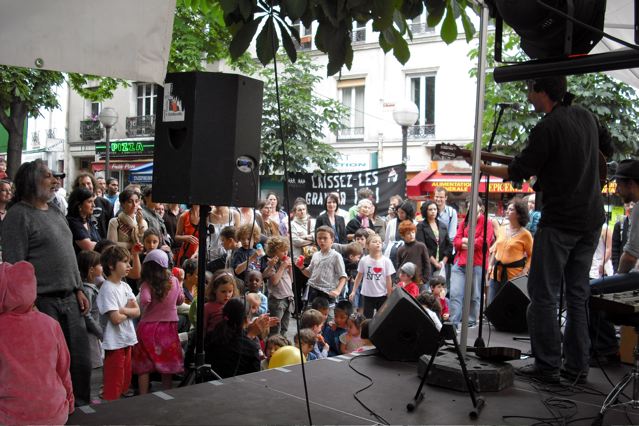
left=397, top=281, right=419, bottom=297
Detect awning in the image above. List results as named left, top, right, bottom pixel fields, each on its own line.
left=407, top=170, right=534, bottom=198
left=128, top=163, right=153, bottom=184
left=91, top=160, right=151, bottom=172
left=407, top=169, right=618, bottom=198
left=129, top=163, right=153, bottom=173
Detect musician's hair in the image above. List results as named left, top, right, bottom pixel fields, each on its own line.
left=528, top=76, right=567, bottom=103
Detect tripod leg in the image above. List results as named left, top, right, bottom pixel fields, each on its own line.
left=450, top=331, right=485, bottom=418
left=407, top=338, right=444, bottom=412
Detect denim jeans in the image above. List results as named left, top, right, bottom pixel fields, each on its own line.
left=527, top=227, right=599, bottom=373
left=268, top=296, right=292, bottom=337
left=449, top=263, right=483, bottom=327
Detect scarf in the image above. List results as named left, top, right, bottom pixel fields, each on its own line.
left=116, top=211, right=143, bottom=246
left=359, top=215, right=370, bottom=228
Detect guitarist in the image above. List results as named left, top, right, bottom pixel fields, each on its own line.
left=477, top=76, right=613, bottom=384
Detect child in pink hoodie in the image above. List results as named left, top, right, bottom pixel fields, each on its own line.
left=0, top=261, right=74, bottom=424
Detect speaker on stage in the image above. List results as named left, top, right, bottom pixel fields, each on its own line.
left=485, top=275, right=529, bottom=333
left=152, top=72, right=263, bottom=206
left=368, top=288, right=440, bottom=362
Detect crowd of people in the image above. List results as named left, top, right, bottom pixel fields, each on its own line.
left=1, top=74, right=639, bottom=423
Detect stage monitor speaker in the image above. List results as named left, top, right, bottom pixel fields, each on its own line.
left=152, top=72, right=263, bottom=206
left=485, top=275, right=529, bottom=333
left=369, top=288, right=440, bottom=362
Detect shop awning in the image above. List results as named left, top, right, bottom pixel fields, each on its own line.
left=407, top=169, right=534, bottom=198
left=407, top=169, right=617, bottom=198
left=91, top=160, right=151, bottom=172
left=128, top=163, right=153, bottom=184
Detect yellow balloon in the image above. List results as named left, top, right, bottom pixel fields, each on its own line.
left=268, top=345, right=306, bottom=369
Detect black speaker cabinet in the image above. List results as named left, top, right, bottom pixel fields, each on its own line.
left=152, top=72, right=263, bottom=206
left=369, top=288, right=440, bottom=361
left=485, top=275, right=529, bottom=333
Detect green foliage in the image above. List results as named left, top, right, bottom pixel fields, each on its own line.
left=259, top=53, right=348, bottom=176
left=0, top=66, right=64, bottom=118
left=469, top=29, right=639, bottom=159
left=196, top=0, right=477, bottom=75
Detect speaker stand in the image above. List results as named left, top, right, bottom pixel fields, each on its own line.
left=407, top=323, right=485, bottom=419
left=179, top=204, right=222, bottom=386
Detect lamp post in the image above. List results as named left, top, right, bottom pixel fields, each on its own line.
left=99, top=107, right=118, bottom=179
left=393, top=100, right=419, bottom=165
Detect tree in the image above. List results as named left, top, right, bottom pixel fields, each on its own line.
left=195, top=0, right=478, bottom=76
left=469, top=29, right=639, bottom=159
left=259, top=53, right=348, bottom=176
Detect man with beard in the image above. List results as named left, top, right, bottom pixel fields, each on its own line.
left=73, top=172, right=113, bottom=239
left=614, top=160, right=639, bottom=273
left=2, top=159, right=91, bottom=405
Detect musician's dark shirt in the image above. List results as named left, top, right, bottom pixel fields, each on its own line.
left=508, top=104, right=613, bottom=233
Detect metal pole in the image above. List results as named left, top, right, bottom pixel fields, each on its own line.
left=460, top=1, right=489, bottom=355
left=401, top=125, right=408, bottom=165
left=104, top=126, right=111, bottom=179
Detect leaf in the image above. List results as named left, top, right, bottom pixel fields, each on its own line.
left=286, top=0, right=308, bottom=21
left=378, top=32, right=392, bottom=53
left=229, top=18, right=260, bottom=59
left=426, top=1, right=446, bottom=27
left=238, top=0, right=252, bottom=20
left=440, top=4, right=457, bottom=43
left=276, top=19, right=298, bottom=63
left=219, top=0, right=238, bottom=14
left=372, top=0, right=395, bottom=29
left=392, top=35, right=411, bottom=64
left=460, top=8, right=475, bottom=42
left=256, top=17, right=277, bottom=66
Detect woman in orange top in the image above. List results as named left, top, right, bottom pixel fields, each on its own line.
left=488, top=198, right=533, bottom=304
left=174, top=205, right=200, bottom=268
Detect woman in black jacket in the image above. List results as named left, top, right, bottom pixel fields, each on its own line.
left=315, top=193, right=347, bottom=243
left=416, top=200, right=451, bottom=278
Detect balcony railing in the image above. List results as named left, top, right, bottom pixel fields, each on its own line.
left=352, top=28, right=366, bottom=43
left=126, top=115, right=156, bottom=138
left=409, top=22, right=436, bottom=35
left=80, top=120, right=104, bottom=141
left=337, top=127, right=365, bottom=140
left=408, top=124, right=435, bottom=139
left=31, top=131, right=40, bottom=148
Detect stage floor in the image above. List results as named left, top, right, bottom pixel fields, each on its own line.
left=68, top=325, right=639, bottom=425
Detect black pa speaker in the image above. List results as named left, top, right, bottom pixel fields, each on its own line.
left=152, top=72, right=263, bottom=206
left=368, top=288, right=440, bottom=361
left=485, top=275, right=529, bottom=333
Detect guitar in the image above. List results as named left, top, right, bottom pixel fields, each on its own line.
left=432, top=143, right=608, bottom=188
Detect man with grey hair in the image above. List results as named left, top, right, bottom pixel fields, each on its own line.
left=3, top=159, right=91, bottom=405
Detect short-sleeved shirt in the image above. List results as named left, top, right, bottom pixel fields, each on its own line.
left=67, top=216, right=101, bottom=254
left=357, top=255, right=395, bottom=297
left=624, top=205, right=639, bottom=259
left=306, top=249, right=347, bottom=294
left=138, top=276, right=184, bottom=323
left=96, top=280, right=138, bottom=350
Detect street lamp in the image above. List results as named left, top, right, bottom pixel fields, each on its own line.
left=99, top=107, right=118, bottom=179
left=393, top=100, right=419, bottom=165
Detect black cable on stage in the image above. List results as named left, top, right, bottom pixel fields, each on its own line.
left=347, top=353, right=390, bottom=425
left=265, top=8, right=313, bottom=425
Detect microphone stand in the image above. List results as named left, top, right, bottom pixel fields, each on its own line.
left=474, top=105, right=507, bottom=349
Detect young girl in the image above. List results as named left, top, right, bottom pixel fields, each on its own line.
left=263, top=236, right=294, bottom=337
left=203, top=270, right=237, bottom=335
left=96, top=246, right=140, bottom=401
left=132, top=249, right=185, bottom=394
left=204, top=298, right=262, bottom=378
left=77, top=250, right=104, bottom=370
left=429, top=275, right=449, bottom=321
left=349, top=234, right=395, bottom=318
left=340, top=313, right=366, bottom=354
left=232, top=223, right=262, bottom=283
left=396, top=262, right=420, bottom=297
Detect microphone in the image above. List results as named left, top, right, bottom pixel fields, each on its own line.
left=497, top=102, right=520, bottom=110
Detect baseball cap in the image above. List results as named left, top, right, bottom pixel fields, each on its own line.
left=143, top=249, right=169, bottom=268
left=399, top=262, right=416, bottom=278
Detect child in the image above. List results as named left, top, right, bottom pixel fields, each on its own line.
left=263, top=235, right=294, bottom=337
left=219, top=225, right=238, bottom=271
left=342, top=242, right=363, bottom=302
left=246, top=270, right=268, bottom=315
left=311, top=295, right=330, bottom=321
left=96, top=246, right=140, bottom=401
left=416, top=292, right=443, bottom=331
left=232, top=223, right=262, bottom=283
left=396, top=220, right=431, bottom=286
left=77, top=250, right=104, bottom=369
left=132, top=249, right=185, bottom=395
left=0, top=261, right=74, bottom=425
left=297, top=225, right=347, bottom=322
left=204, top=298, right=261, bottom=378
left=203, top=270, right=237, bottom=335
left=397, top=262, right=420, bottom=297
left=340, top=313, right=366, bottom=354
left=300, top=308, right=329, bottom=359
left=262, top=334, right=291, bottom=369
left=323, top=300, right=353, bottom=356
left=350, top=234, right=394, bottom=318
left=429, top=275, right=450, bottom=321
left=353, top=228, right=372, bottom=254
left=296, top=329, right=319, bottom=360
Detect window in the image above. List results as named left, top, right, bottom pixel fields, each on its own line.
left=410, top=12, right=435, bottom=35
left=136, top=83, right=157, bottom=116
left=338, top=80, right=365, bottom=139
left=408, top=75, right=436, bottom=138
left=352, top=21, right=366, bottom=43
left=292, top=20, right=312, bottom=50
left=85, top=87, right=101, bottom=120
